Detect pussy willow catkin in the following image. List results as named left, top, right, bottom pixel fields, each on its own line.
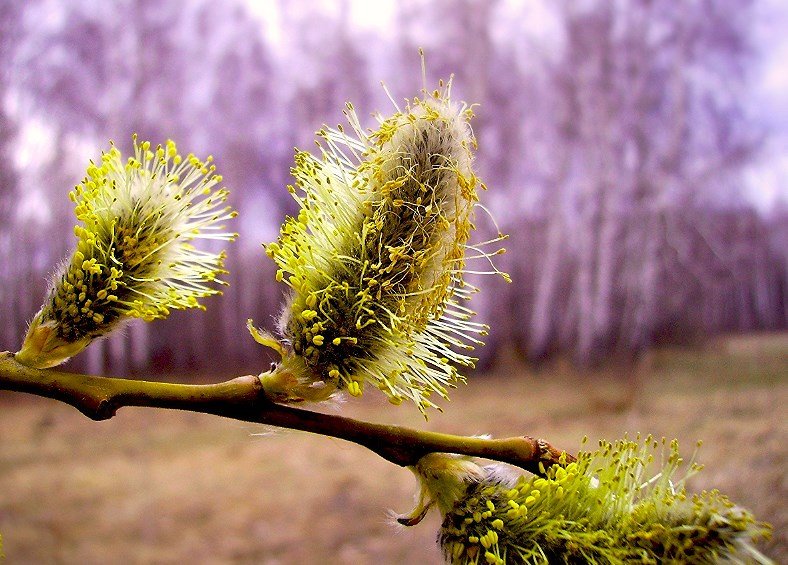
left=16, top=137, right=237, bottom=368
left=251, top=80, right=507, bottom=413
left=403, top=438, right=772, bottom=565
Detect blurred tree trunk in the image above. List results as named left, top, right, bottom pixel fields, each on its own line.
left=0, top=1, right=24, bottom=351
left=556, top=4, right=621, bottom=364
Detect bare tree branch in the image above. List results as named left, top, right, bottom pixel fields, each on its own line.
left=0, top=351, right=572, bottom=475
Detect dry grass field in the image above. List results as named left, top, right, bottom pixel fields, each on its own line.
left=1, top=333, right=785, bottom=564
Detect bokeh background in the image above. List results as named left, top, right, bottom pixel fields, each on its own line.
left=0, top=0, right=786, bottom=563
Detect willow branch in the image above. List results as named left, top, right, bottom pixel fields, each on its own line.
left=0, top=351, right=571, bottom=475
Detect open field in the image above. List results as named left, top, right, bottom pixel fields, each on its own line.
left=1, top=333, right=786, bottom=564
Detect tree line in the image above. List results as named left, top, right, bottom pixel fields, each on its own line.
left=0, top=0, right=784, bottom=376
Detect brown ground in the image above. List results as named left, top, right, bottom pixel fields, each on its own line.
left=0, top=333, right=785, bottom=564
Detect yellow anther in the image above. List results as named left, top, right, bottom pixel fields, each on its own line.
left=347, top=381, right=362, bottom=397
left=301, top=309, right=318, bottom=321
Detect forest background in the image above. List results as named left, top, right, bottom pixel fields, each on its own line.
left=0, top=0, right=785, bottom=374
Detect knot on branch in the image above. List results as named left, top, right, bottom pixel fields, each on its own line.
left=534, top=436, right=576, bottom=468
left=84, top=397, right=118, bottom=421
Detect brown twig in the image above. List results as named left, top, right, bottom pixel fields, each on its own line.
left=0, top=351, right=572, bottom=474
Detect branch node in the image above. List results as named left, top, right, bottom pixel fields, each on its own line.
left=535, top=437, right=576, bottom=467
left=91, top=398, right=118, bottom=421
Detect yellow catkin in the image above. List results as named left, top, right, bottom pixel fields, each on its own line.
left=252, top=78, right=507, bottom=413
left=15, top=137, right=236, bottom=369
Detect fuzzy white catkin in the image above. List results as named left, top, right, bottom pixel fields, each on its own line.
left=16, top=138, right=236, bottom=369
left=252, top=81, right=508, bottom=414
